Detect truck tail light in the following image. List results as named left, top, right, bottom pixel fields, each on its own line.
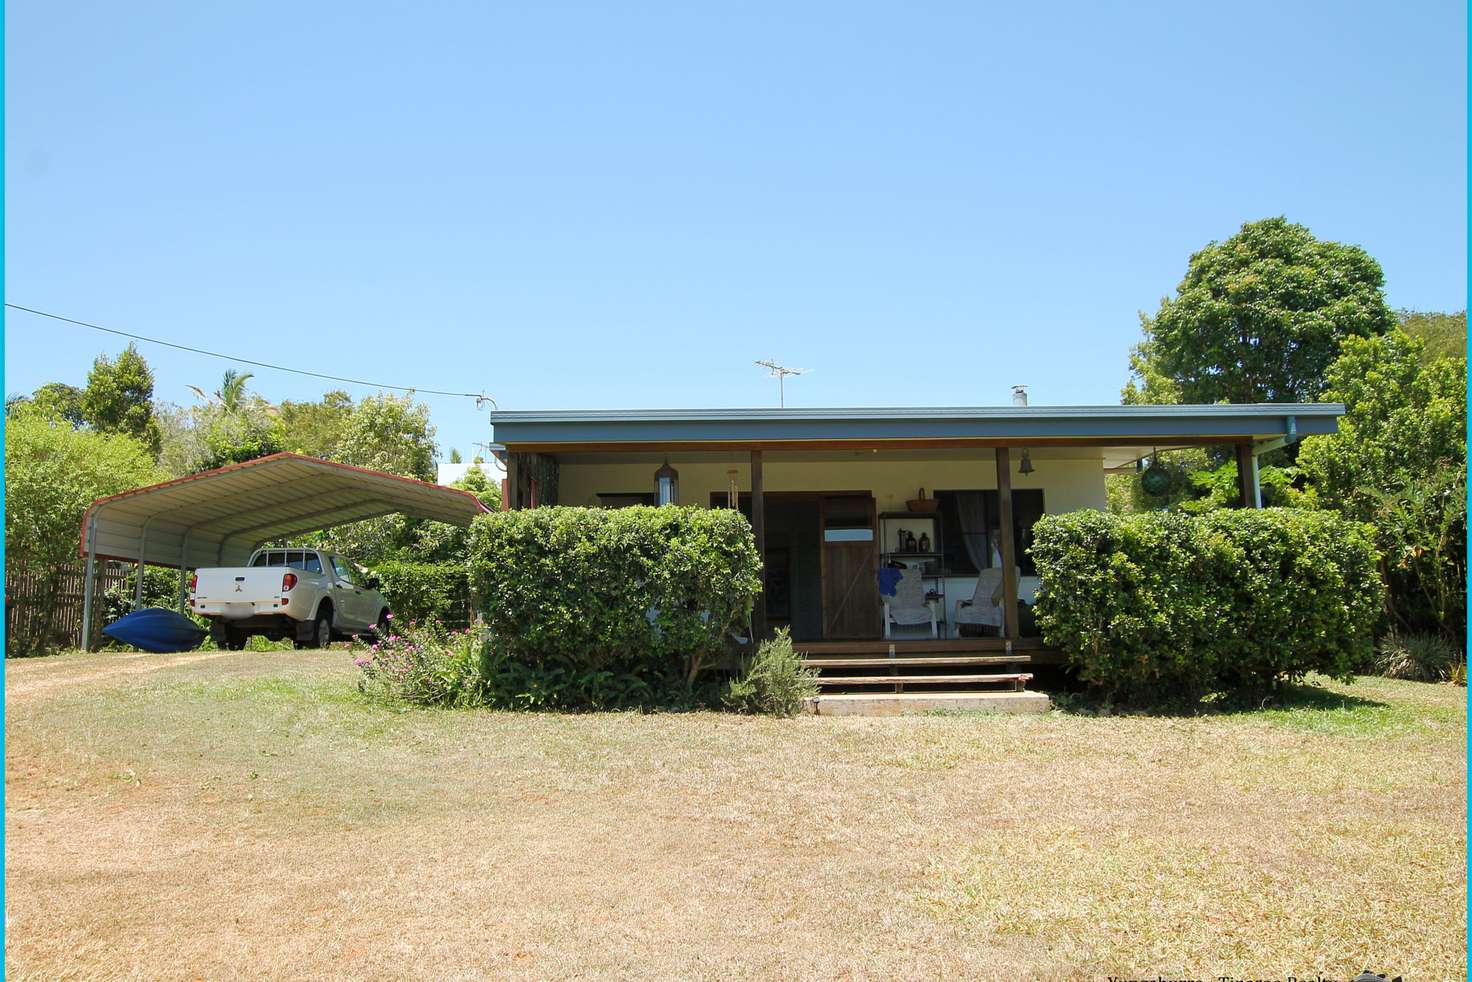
left=281, top=572, right=298, bottom=592
left=189, top=574, right=197, bottom=593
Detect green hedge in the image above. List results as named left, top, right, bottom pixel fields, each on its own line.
left=1031, top=508, right=1382, bottom=700
left=466, top=505, right=761, bottom=696
left=369, top=560, right=470, bottom=627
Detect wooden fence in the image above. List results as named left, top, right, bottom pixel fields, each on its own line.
left=6, top=559, right=138, bottom=655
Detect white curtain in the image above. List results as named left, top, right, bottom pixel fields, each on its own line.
left=952, top=491, right=990, bottom=571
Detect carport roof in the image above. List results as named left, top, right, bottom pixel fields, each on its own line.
left=81, top=453, right=492, bottom=569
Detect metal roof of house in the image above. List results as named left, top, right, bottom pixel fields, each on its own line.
left=80, top=453, right=491, bottom=569
left=489, top=403, right=1343, bottom=448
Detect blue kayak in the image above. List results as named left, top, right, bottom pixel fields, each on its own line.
left=102, top=607, right=208, bottom=653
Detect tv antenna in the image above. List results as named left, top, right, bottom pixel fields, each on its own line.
left=754, top=358, right=807, bottom=408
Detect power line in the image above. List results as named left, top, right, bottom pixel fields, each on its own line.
left=5, top=302, right=497, bottom=407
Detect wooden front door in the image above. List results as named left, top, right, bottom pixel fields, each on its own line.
left=820, top=494, right=880, bottom=639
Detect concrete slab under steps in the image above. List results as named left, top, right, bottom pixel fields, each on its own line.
left=808, top=690, right=1051, bottom=717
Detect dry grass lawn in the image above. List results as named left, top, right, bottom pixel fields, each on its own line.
left=6, top=649, right=1466, bottom=980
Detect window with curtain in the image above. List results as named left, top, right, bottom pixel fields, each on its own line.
left=934, top=490, right=1045, bottom=575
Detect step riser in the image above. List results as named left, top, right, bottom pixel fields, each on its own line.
left=810, top=691, right=1051, bottom=716
left=802, top=655, right=1026, bottom=669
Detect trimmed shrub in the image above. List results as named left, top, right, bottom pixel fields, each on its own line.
left=1376, top=632, right=1466, bottom=683
left=369, top=560, right=469, bottom=627
left=466, top=505, right=761, bottom=703
left=723, top=627, right=819, bottom=717
left=1031, top=508, right=1382, bottom=700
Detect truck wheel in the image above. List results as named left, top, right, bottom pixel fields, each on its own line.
left=374, top=610, right=391, bottom=637
left=309, top=609, right=333, bottom=649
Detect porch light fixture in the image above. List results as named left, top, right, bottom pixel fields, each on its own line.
left=655, top=460, right=680, bottom=505
left=1018, top=449, right=1035, bottom=476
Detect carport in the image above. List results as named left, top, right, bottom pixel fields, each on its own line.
left=78, top=452, right=491, bottom=649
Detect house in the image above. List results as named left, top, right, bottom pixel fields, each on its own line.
left=488, top=397, right=1341, bottom=658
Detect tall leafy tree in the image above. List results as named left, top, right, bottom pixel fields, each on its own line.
left=28, top=382, right=87, bottom=427
left=196, top=403, right=286, bottom=470
left=82, top=344, right=162, bottom=454
left=332, top=392, right=438, bottom=480
left=278, top=390, right=354, bottom=458
left=1397, top=309, right=1466, bottom=364
left=308, top=393, right=440, bottom=561
left=1124, top=218, right=1395, bottom=405
left=6, top=408, right=164, bottom=653
left=181, top=369, right=284, bottom=471
left=1298, top=330, right=1467, bottom=640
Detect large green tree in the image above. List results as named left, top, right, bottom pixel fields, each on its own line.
left=28, top=382, right=87, bottom=427
left=278, top=390, right=354, bottom=458
left=1298, top=330, right=1466, bottom=640
left=82, top=344, right=162, bottom=454
left=1398, top=309, right=1466, bottom=364
left=195, top=402, right=286, bottom=471
left=179, top=372, right=285, bottom=472
left=307, top=393, right=440, bottom=561
left=332, top=392, right=437, bottom=480
left=6, top=409, right=164, bottom=653
left=1124, top=218, right=1395, bottom=405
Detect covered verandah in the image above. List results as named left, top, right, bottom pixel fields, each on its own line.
left=489, top=403, right=1343, bottom=660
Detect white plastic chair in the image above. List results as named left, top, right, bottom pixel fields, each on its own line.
left=882, top=567, right=937, bottom=639
left=953, top=567, right=1014, bottom=632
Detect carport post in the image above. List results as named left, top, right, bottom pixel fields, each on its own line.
left=177, top=531, right=191, bottom=614
left=80, top=515, right=98, bottom=652
left=134, top=519, right=151, bottom=610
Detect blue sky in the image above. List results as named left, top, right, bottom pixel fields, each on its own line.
left=6, top=1, right=1467, bottom=458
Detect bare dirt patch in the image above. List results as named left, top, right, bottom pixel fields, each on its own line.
left=6, top=650, right=1465, bottom=980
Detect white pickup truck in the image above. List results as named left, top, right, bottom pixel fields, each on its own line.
left=190, top=548, right=391, bottom=650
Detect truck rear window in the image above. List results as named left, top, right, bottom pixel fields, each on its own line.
left=251, top=551, right=323, bottom=573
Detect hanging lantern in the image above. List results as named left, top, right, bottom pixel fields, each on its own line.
left=1140, top=449, right=1171, bottom=496
left=655, top=460, right=680, bottom=505
left=1018, top=448, right=1035, bottom=475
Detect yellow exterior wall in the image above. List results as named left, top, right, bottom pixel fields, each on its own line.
left=555, top=454, right=1107, bottom=514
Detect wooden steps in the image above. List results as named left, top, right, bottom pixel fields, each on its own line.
left=797, top=637, right=1054, bottom=656
left=797, top=641, right=1049, bottom=701
left=815, top=672, right=1032, bottom=691
left=800, top=654, right=1021, bottom=669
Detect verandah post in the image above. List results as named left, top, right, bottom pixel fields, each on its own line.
left=750, top=449, right=766, bottom=641
left=505, top=453, right=522, bottom=510
left=1235, top=442, right=1260, bottom=508
left=994, top=447, right=1020, bottom=641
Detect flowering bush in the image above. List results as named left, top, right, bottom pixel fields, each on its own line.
left=352, top=617, right=489, bottom=707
